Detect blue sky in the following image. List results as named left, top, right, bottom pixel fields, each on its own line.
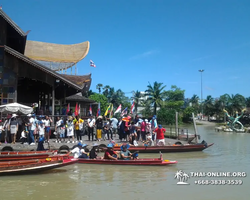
left=1, top=0, right=250, bottom=99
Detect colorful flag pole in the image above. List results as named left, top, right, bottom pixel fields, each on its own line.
left=96, top=102, right=101, bottom=117
left=90, top=60, right=96, bottom=68
left=104, top=103, right=111, bottom=116
left=66, top=103, right=70, bottom=114
left=89, top=104, right=92, bottom=116
left=109, top=104, right=113, bottom=118
left=114, top=104, right=122, bottom=114
left=75, top=103, right=78, bottom=116
left=78, top=104, right=81, bottom=116
left=130, top=100, right=135, bottom=114
left=121, top=107, right=128, bottom=117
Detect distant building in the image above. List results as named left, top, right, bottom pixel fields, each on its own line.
left=0, top=9, right=94, bottom=115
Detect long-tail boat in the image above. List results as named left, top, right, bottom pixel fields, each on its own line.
left=0, top=150, right=69, bottom=161
left=99, top=142, right=214, bottom=153
left=0, top=156, right=77, bottom=175
left=78, top=153, right=177, bottom=166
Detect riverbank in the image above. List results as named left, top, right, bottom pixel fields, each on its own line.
left=0, top=134, right=183, bottom=151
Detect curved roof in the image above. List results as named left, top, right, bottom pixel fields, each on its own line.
left=24, top=40, right=90, bottom=67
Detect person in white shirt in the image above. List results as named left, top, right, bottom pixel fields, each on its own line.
left=71, top=143, right=89, bottom=159
left=38, top=120, right=45, bottom=138
left=87, top=116, right=95, bottom=141
left=43, top=115, right=52, bottom=142
left=66, top=116, right=75, bottom=143
left=0, top=121, right=3, bottom=145
left=27, top=114, right=37, bottom=145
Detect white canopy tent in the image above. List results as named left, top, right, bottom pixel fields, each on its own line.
left=0, top=103, right=33, bottom=115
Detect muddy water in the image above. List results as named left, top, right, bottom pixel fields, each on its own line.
left=1, top=124, right=249, bottom=200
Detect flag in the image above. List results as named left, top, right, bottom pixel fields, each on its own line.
left=0, top=5, right=2, bottom=9
left=89, top=104, right=92, bottom=116
left=109, top=104, right=113, bottom=118
left=114, top=104, right=122, bottom=114
left=66, top=103, right=70, bottom=114
left=90, top=60, right=96, bottom=68
left=121, top=107, right=128, bottom=116
left=104, top=104, right=111, bottom=116
left=96, top=102, right=101, bottom=117
left=78, top=104, right=81, bottom=116
left=75, top=103, right=78, bottom=116
left=130, top=100, right=135, bottom=114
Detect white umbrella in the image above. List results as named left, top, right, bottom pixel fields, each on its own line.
left=0, top=102, right=33, bottom=115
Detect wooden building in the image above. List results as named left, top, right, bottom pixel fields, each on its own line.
left=0, top=9, right=94, bottom=116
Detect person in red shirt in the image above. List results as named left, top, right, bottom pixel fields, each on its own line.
left=153, top=125, right=166, bottom=146
left=104, top=143, right=118, bottom=160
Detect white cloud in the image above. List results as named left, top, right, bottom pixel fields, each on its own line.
left=129, top=50, right=159, bottom=60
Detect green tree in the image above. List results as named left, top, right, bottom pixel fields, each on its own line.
left=182, top=106, right=197, bottom=123
left=102, top=85, right=110, bottom=97
left=203, top=95, right=215, bottom=120
left=222, top=94, right=246, bottom=115
left=131, top=90, right=142, bottom=114
left=246, top=97, right=250, bottom=107
left=189, top=94, right=199, bottom=112
left=145, top=81, right=167, bottom=115
left=96, top=83, right=103, bottom=94
left=140, top=100, right=153, bottom=118
left=88, top=93, right=108, bottom=116
left=157, top=107, right=181, bottom=125
left=164, top=85, right=185, bottom=112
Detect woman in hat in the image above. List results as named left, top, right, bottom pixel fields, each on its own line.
left=89, top=143, right=103, bottom=159
left=71, top=142, right=88, bottom=158
left=8, top=114, right=18, bottom=144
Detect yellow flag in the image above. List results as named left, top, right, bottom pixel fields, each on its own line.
left=104, top=104, right=111, bottom=116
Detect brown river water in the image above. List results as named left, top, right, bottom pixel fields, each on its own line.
left=1, top=124, right=250, bottom=200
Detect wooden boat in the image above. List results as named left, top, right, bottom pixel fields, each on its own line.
left=0, top=150, right=69, bottom=161
left=0, top=157, right=77, bottom=175
left=78, top=155, right=177, bottom=166
left=100, top=143, right=214, bottom=153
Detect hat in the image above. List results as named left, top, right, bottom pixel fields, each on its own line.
left=145, top=119, right=148, bottom=123
left=27, top=114, right=32, bottom=117
left=77, top=142, right=82, bottom=146
left=12, top=114, right=18, bottom=118
left=92, top=143, right=99, bottom=147
left=158, top=125, right=162, bottom=129
left=39, top=120, right=44, bottom=125
left=107, top=143, right=114, bottom=148
left=97, top=116, right=103, bottom=119
left=120, top=143, right=130, bottom=151
left=82, top=144, right=87, bottom=148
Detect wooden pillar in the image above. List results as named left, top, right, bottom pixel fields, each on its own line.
left=52, top=85, right=55, bottom=117
left=175, top=112, right=178, bottom=136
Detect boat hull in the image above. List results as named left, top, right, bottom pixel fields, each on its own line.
left=110, top=143, right=214, bottom=153
left=78, top=158, right=177, bottom=166
left=0, top=157, right=77, bottom=175
left=0, top=151, right=69, bottom=161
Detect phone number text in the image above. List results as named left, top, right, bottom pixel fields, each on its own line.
left=194, top=180, right=243, bottom=185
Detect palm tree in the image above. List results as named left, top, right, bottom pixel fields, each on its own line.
left=246, top=97, right=250, bottom=107
left=223, top=94, right=246, bottom=115
left=189, top=94, right=199, bottom=107
left=96, top=83, right=103, bottom=94
left=102, top=85, right=110, bottom=97
left=145, top=81, right=167, bottom=115
left=131, top=90, right=142, bottom=114
left=203, top=95, right=215, bottom=120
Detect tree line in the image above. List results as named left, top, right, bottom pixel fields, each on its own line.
left=83, top=82, right=250, bottom=125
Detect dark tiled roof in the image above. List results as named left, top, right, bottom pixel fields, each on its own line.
left=65, top=94, right=96, bottom=103
left=60, top=74, right=91, bottom=88
left=0, top=9, right=27, bottom=36
left=4, top=45, right=85, bottom=90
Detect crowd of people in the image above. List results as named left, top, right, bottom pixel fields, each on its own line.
left=0, top=112, right=166, bottom=147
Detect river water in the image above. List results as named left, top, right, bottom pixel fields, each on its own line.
left=1, top=124, right=250, bottom=200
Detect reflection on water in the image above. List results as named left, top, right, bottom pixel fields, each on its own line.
left=1, top=124, right=250, bottom=200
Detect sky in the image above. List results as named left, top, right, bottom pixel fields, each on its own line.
left=1, top=0, right=250, bottom=99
